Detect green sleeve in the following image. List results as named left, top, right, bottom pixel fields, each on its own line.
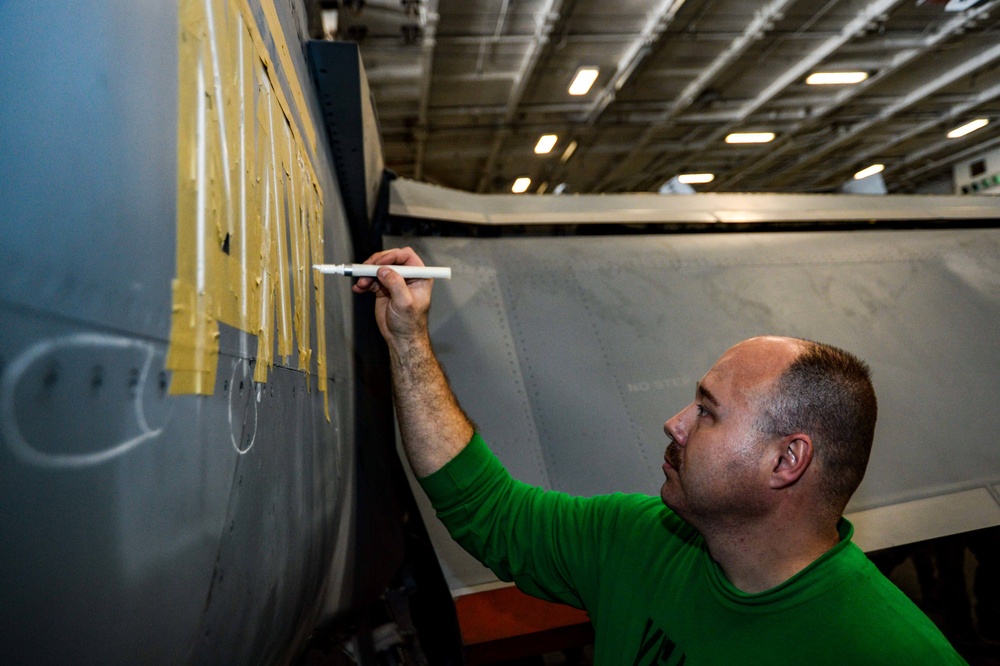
left=419, top=433, right=639, bottom=612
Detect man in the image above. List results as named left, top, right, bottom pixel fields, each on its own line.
left=353, top=246, right=966, bottom=664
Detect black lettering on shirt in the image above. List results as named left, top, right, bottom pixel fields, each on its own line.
left=631, top=617, right=687, bottom=665
left=633, top=618, right=663, bottom=665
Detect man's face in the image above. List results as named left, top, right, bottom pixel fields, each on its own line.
left=660, top=338, right=800, bottom=527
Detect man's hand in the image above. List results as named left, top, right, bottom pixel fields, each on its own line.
left=352, top=246, right=474, bottom=476
left=351, top=247, right=434, bottom=347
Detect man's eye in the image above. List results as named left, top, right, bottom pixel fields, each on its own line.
left=696, top=404, right=709, bottom=417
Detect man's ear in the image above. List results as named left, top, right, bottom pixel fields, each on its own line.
left=770, top=434, right=813, bottom=489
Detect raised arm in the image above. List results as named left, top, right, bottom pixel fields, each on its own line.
left=351, top=247, right=474, bottom=477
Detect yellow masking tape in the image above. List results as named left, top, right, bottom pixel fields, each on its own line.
left=253, top=75, right=276, bottom=384
left=309, top=191, right=329, bottom=421
left=171, top=0, right=327, bottom=412
left=240, top=18, right=262, bottom=335
left=170, top=1, right=218, bottom=395
left=257, top=0, right=317, bottom=152
left=288, top=150, right=311, bottom=381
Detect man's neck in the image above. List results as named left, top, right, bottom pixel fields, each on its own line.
left=700, top=518, right=842, bottom=594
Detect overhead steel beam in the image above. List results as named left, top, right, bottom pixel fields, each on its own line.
left=892, top=131, right=1000, bottom=189
left=592, top=0, right=798, bottom=190
left=609, top=0, right=905, bottom=193
left=353, top=29, right=924, bottom=49
left=808, top=77, right=1000, bottom=189
left=551, top=0, right=696, bottom=196
left=539, top=0, right=687, bottom=193
left=580, top=0, right=688, bottom=126
left=672, top=0, right=899, bottom=125
left=761, top=36, right=1000, bottom=189
left=714, top=0, right=1000, bottom=190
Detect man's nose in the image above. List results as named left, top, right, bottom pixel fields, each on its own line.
left=664, top=404, right=694, bottom=446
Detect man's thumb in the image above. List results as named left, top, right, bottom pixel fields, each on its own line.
left=377, top=266, right=410, bottom=302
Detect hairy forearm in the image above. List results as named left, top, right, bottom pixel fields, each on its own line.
left=388, top=333, right=474, bottom=478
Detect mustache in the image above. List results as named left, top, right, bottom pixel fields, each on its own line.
left=664, top=439, right=682, bottom=469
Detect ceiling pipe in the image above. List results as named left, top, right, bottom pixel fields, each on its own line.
left=475, top=0, right=511, bottom=75
left=476, top=0, right=564, bottom=192
left=360, top=30, right=935, bottom=48
left=413, top=0, right=439, bottom=181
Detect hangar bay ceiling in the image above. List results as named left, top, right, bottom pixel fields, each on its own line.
left=317, top=0, right=1000, bottom=195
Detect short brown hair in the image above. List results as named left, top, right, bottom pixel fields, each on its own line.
left=755, top=341, right=878, bottom=510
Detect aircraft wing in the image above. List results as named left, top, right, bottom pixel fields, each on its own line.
left=388, top=228, right=1000, bottom=594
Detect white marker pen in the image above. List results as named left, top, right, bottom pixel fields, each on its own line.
left=313, top=263, right=452, bottom=280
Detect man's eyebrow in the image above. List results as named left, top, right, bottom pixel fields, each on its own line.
left=697, top=383, right=720, bottom=407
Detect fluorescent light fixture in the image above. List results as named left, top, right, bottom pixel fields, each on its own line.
left=947, top=118, right=989, bottom=139
left=568, top=67, right=599, bottom=95
left=512, top=177, right=531, bottom=193
left=853, top=163, right=884, bottom=180
left=536, top=182, right=549, bottom=195
left=725, top=132, right=775, bottom=144
left=806, top=71, right=868, bottom=85
left=534, top=134, right=558, bottom=154
left=561, top=140, right=578, bottom=163
left=677, top=173, right=715, bottom=184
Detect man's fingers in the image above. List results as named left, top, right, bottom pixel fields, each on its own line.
left=351, top=247, right=429, bottom=298
left=352, top=276, right=377, bottom=293
left=364, top=247, right=425, bottom=268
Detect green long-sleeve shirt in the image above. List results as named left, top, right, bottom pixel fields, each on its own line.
left=419, top=433, right=966, bottom=665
